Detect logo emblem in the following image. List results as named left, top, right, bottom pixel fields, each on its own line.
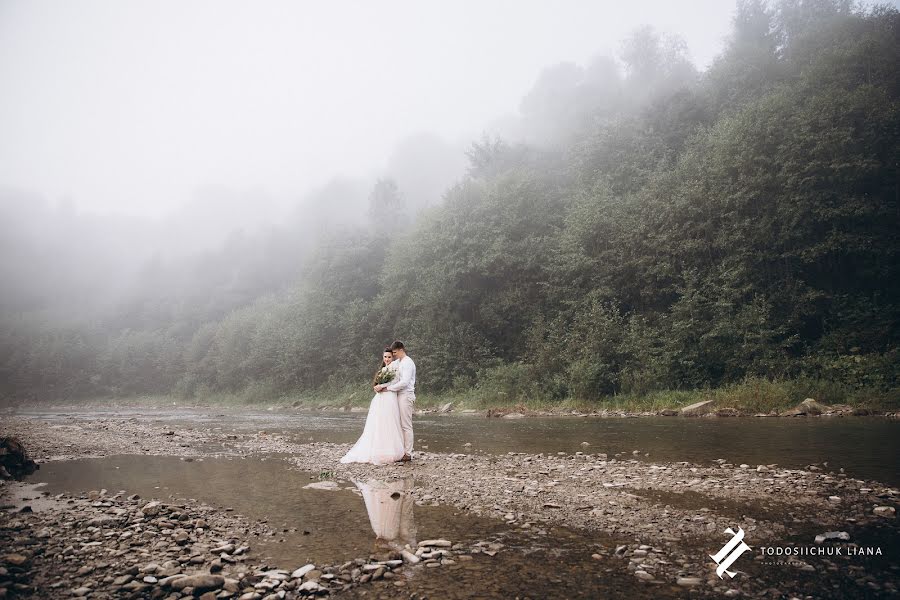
left=710, top=527, right=751, bottom=578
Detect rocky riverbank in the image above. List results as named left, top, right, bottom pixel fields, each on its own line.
left=449, top=396, right=899, bottom=419
left=2, top=414, right=899, bottom=599
left=0, top=484, right=504, bottom=599
left=5, top=392, right=898, bottom=420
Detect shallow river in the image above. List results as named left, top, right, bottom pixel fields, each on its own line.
left=18, top=407, right=900, bottom=485
left=22, top=454, right=648, bottom=599
left=10, top=407, right=900, bottom=598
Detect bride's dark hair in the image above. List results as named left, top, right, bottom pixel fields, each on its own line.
left=372, top=346, right=393, bottom=384
left=380, top=346, right=392, bottom=365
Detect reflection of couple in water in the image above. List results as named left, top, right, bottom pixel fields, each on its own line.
left=353, top=477, right=416, bottom=553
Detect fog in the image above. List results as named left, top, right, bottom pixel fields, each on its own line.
left=1, top=0, right=737, bottom=223
left=1, top=0, right=897, bottom=410
left=0, top=0, right=765, bottom=324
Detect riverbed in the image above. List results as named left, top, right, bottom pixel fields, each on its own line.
left=13, top=406, right=900, bottom=484
left=1, top=407, right=898, bottom=599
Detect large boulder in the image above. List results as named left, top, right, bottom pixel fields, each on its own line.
left=0, top=437, right=39, bottom=480
left=783, top=398, right=829, bottom=416
left=679, top=400, right=715, bottom=417
left=800, top=398, right=828, bottom=415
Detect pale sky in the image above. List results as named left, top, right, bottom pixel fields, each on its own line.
left=0, top=0, right=741, bottom=218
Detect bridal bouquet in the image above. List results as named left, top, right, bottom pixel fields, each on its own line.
left=372, top=367, right=395, bottom=386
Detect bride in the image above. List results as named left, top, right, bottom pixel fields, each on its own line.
left=340, top=347, right=406, bottom=465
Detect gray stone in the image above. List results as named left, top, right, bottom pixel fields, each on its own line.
left=298, top=580, right=322, bottom=593
left=680, top=400, right=715, bottom=416
left=418, top=539, right=452, bottom=547
left=302, top=481, right=338, bottom=491
left=141, top=501, right=164, bottom=516
left=801, top=398, right=828, bottom=415
left=291, top=564, right=315, bottom=579
left=166, top=574, right=225, bottom=592
left=158, top=574, right=185, bottom=588
left=815, top=531, right=850, bottom=544
left=784, top=398, right=829, bottom=416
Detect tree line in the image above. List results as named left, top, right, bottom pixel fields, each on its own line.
left=1, top=0, right=897, bottom=405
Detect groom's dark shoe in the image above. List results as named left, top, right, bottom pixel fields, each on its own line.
left=400, top=454, right=412, bottom=462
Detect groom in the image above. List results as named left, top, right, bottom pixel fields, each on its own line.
left=374, top=340, right=416, bottom=462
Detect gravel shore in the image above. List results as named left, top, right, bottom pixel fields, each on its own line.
left=2, top=414, right=898, bottom=599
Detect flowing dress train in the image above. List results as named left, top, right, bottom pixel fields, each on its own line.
left=340, top=390, right=405, bottom=465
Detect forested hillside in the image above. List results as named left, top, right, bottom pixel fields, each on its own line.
left=1, top=0, right=897, bottom=407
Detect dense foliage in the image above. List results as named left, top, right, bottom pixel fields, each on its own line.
left=1, top=1, right=898, bottom=405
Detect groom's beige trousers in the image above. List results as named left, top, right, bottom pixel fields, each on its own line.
left=398, top=391, right=415, bottom=455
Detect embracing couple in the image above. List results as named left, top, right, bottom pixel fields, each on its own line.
left=340, top=340, right=416, bottom=465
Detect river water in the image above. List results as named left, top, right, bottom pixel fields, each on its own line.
left=17, top=407, right=900, bottom=486
left=22, top=454, right=647, bottom=599
left=10, top=407, right=900, bottom=598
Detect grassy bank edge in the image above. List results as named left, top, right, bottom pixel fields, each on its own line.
left=9, top=377, right=899, bottom=416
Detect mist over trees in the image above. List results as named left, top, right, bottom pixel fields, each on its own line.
left=1, top=0, right=897, bottom=405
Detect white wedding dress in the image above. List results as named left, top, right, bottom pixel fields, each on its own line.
left=353, top=478, right=417, bottom=548
left=340, top=364, right=405, bottom=465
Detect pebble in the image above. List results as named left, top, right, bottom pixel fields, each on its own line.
left=291, top=564, right=315, bottom=579
left=418, top=539, right=452, bottom=547
left=302, top=481, right=339, bottom=491
left=814, top=531, right=850, bottom=544
left=5, top=413, right=899, bottom=600
left=166, top=574, right=225, bottom=592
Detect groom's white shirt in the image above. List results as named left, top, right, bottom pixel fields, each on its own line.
left=386, top=355, right=416, bottom=395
